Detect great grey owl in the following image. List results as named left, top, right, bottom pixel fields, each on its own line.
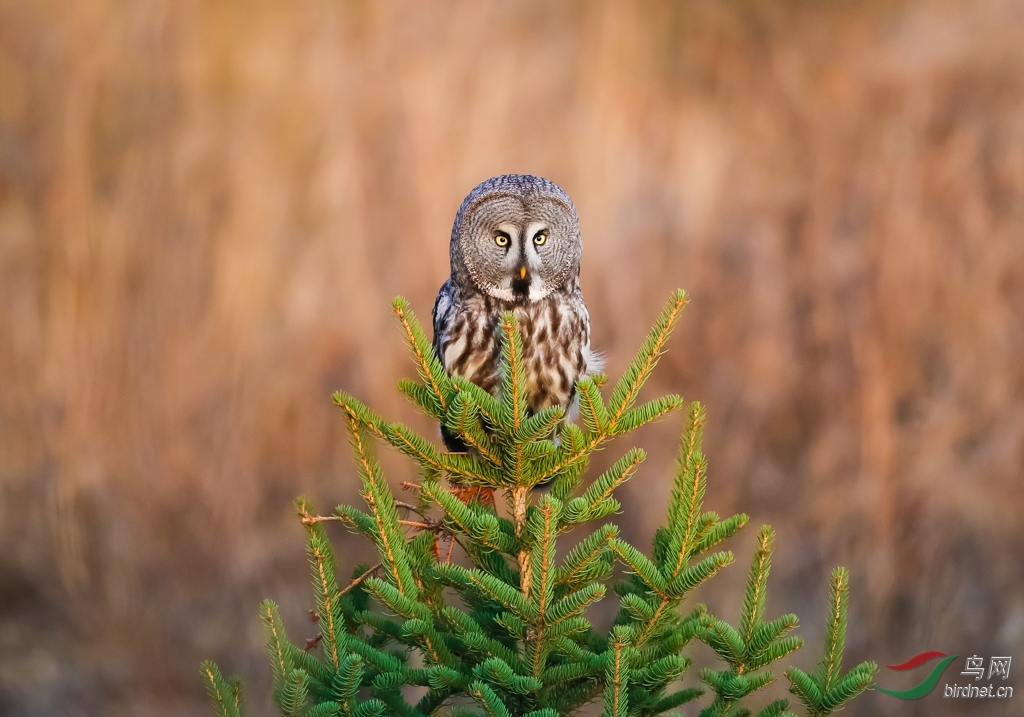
left=432, top=174, right=599, bottom=452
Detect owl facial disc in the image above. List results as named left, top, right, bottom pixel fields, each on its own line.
left=450, top=175, right=582, bottom=304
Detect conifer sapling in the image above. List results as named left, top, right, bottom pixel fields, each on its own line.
left=201, top=290, right=877, bottom=717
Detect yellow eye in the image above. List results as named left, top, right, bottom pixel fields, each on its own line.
left=533, top=233, right=547, bottom=246
left=495, top=234, right=509, bottom=247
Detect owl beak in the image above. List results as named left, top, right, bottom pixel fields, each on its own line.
left=519, top=266, right=527, bottom=280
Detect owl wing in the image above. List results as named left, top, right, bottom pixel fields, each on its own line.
left=431, top=278, right=457, bottom=367
left=561, top=293, right=603, bottom=423
left=576, top=300, right=604, bottom=379
left=432, top=279, right=470, bottom=452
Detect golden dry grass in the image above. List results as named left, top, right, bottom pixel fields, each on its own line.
left=1, top=1, right=1022, bottom=714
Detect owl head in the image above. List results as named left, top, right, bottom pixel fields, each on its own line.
left=450, top=174, right=582, bottom=303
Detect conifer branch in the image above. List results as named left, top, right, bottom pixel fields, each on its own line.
left=607, top=289, right=688, bottom=430
left=602, top=628, right=632, bottom=717
left=260, top=600, right=290, bottom=688
left=340, top=408, right=417, bottom=597
left=556, top=524, right=618, bottom=590
left=560, top=449, right=644, bottom=528
left=741, top=527, right=774, bottom=645
left=393, top=296, right=450, bottom=411
left=693, top=527, right=807, bottom=716
left=499, top=313, right=527, bottom=431
left=819, top=569, right=848, bottom=694
left=785, top=568, right=877, bottom=717
left=308, top=536, right=343, bottom=672
left=450, top=393, right=503, bottom=464
left=201, top=661, right=242, bottom=717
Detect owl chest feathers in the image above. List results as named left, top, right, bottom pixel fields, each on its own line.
left=433, top=280, right=592, bottom=414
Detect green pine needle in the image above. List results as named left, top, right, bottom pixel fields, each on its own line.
left=740, top=527, right=775, bottom=645
left=785, top=567, right=877, bottom=716
left=200, top=661, right=242, bottom=717
left=259, top=600, right=291, bottom=689
left=278, top=668, right=309, bottom=717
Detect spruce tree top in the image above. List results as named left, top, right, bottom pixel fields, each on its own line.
left=202, top=290, right=876, bottom=717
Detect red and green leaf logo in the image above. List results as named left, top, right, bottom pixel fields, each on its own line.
left=876, top=651, right=959, bottom=699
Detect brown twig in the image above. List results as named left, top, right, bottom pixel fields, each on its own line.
left=338, top=563, right=382, bottom=598
left=304, top=564, right=382, bottom=652
left=301, top=515, right=342, bottom=525
left=395, top=500, right=429, bottom=518
left=513, top=486, right=531, bottom=598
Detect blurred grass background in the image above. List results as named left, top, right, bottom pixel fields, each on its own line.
left=1, top=0, right=1022, bottom=715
